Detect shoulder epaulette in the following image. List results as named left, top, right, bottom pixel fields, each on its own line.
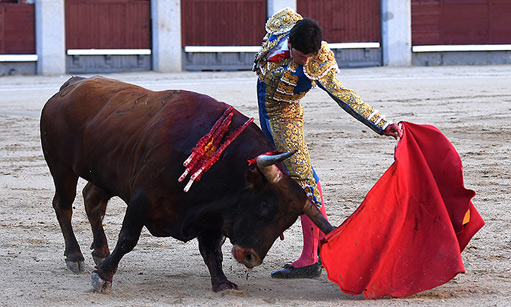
left=304, top=42, right=339, bottom=80
left=265, top=8, right=302, bottom=35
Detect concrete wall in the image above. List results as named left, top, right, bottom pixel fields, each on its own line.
left=413, top=51, right=511, bottom=66
left=381, top=0, right=412, bottom=66
left=267, top=0, right=296, bottom=17
left=152, top=0, right=182, bottom=72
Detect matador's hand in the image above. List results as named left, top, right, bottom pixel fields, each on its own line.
left=383, top=123, right=403, bottom=140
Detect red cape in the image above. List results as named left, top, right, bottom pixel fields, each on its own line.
left=320, top=121, right=484, bottom=299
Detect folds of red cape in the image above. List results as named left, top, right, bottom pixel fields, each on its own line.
left=320, top=121, right=484, bottom=299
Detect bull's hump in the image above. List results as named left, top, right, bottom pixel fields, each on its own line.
left=58, top=76, right=87, bottom=96
left=72, top=78, right=169, bottom=117
left=55, top=77, right=231, bottom=134
left=64, top=76, right=220, bottom=113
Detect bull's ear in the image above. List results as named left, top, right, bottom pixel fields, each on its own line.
left=247, top=165, right=266, bottom=189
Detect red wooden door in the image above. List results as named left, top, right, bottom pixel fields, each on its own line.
left=0, top=3, right=35, bottom=54
left=65, top=0, right=151, bottom=49
left=412, top=0, right=511, bottom=45
left=181, top=0, right=267, bottom=46
left=297, top=0, right=381, bottom=43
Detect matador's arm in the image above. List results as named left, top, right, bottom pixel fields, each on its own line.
left=305, top=43, right=392, bottom=135
left=316, top=69, right=391, bottom=135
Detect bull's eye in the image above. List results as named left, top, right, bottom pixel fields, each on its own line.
left=259, top=202, right=269, bottom=219
left=258, top=201, right=277, bottom=220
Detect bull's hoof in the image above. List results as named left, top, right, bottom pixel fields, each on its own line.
left=91, top=271, right=112, bottom=293
left=213, top=280, right=239, bottom=292
left=66, top=259, right=85, bottom=274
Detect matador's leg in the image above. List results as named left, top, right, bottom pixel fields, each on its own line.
left=262, top=96, right=328, bottom=277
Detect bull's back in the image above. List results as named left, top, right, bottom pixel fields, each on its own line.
left=40, top=76, right=252, bottom=199
left=42, top=75, right=208, bottom=146
left=42, top=77, right=158, bottom=161
left=42, top=76, right=166, bottom=134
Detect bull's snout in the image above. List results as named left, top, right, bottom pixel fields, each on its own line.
left=232, top=245, right=262, bottom=269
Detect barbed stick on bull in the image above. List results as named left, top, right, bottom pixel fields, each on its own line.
left=178, top=106, right=254, bottom=192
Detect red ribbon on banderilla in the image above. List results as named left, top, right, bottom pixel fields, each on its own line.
left=178, top=106, right=254, bottom=192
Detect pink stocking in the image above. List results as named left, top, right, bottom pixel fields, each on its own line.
left=291, top=181, right=328, bottom=268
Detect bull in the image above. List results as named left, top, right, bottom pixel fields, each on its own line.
left=40, top=76, right=333, bottom=293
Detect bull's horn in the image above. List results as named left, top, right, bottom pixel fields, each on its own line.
left=303, top=199, right=335, bottom=235
left=256, top=150, right=297, bottom=183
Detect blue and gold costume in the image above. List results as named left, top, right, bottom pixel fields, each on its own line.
left=254, top=8, right=392, bottom=206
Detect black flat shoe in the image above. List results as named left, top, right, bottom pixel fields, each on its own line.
left=271, top=262, right=322, bottom=279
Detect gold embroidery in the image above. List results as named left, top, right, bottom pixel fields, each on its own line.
left=273, top=91, right=307, bottom=103
left=276, top=82, right=294, bottom=95
left=254, top=9, right=301, bottom=77
left=282, top=74, right=298, bottom=86
left=287, top=61, right=298, bottom=72
left=304, top=42, right=338, bottom=80
left=281, top=62, right=296, bottom=84
left=265, top=8, right=302, bottom=35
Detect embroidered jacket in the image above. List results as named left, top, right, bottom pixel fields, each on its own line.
left=253, top=8, right=391, bottom=134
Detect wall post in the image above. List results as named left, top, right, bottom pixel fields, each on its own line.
left=152, top=0, right=182, bottom=72
left=267, top=0, right=296, bottom=18
left=35, top=0, right=66, bottom=75
left=381, top=0, right=412, bottom=66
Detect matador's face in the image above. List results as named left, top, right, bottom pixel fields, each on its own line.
left=288, top=42, right=314, bottom=66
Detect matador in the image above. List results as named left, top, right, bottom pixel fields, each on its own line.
left=253, top=8, right=402, bottom=278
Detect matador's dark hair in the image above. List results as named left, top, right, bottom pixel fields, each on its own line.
left=289, top=18, right=323, bottom=55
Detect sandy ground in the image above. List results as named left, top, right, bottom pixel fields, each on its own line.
left=0, top=65, right=509, bottom=306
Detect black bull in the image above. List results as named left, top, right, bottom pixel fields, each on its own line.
left=40, top=76, right=333, bottom=293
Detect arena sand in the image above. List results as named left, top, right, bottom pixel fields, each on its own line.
left=0, top=65, right=509, bottom=306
